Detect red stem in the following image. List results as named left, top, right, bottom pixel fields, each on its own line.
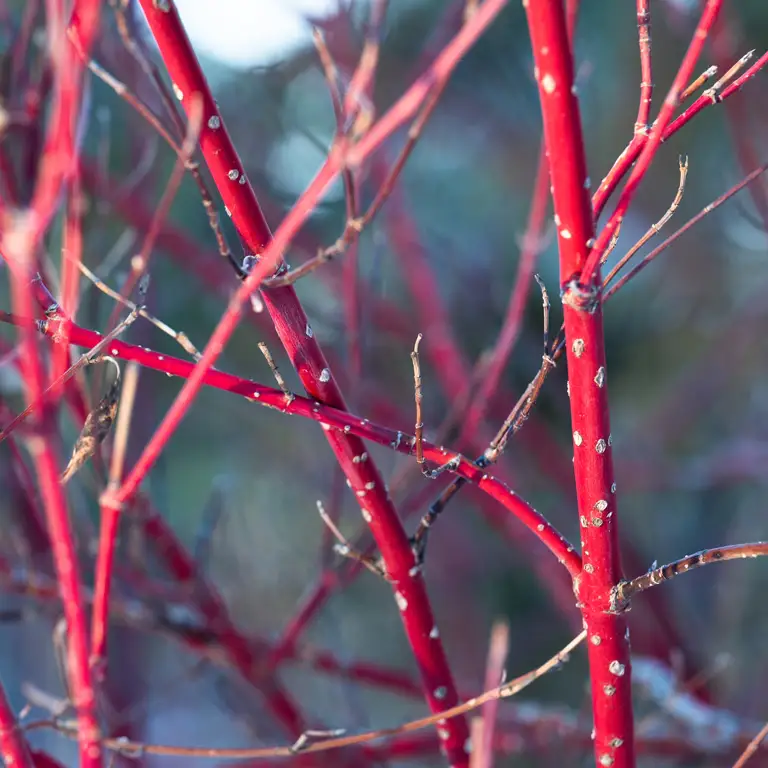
left=2, top=310, right=579, bottom=574
left=0, top=2, right=103, bottom=766
left=524, top=1, right=635, bottom=765
left=115, top=4, right=511, bottom=760
left=0, top=680, right=33, bottom=768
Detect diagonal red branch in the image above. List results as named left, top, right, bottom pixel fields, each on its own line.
left=117, top=4, right=510, bottom=762
left=524, top=1, right=635, bottom=765
left=0, top=309, right=580, bottom=576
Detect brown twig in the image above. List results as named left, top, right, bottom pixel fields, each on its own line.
left=257, top=342, right=294, bottom=403
left=265, top=65, right=453, bottom=290
left=604, top=160, right=768, bottom=299
left=410, top=333, right=425, bottom=472
left=680, top=64, right=718, bottom=102
left=38, top=630, right=586, bottom=760
left=732, top=719, right=768, bottom=768
left=73, top=258, right=201, bottom=360
left=603, top=156, right=689, bottom=286
left=317, top=500, right=385, bottom=579
left=409, top=274, right=554, bottom=563
left=614, top=542, right=768, bottom=609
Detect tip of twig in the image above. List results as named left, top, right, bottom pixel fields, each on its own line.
left=742, top=49, right=756, bottom=63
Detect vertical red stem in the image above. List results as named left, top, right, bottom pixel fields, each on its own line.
left=0, top=2, right=103, bottom=766
left=524, top=2, right=635, bottom=766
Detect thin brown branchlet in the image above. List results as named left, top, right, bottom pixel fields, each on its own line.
left=109, top=0, right=242, bottom=277
left=32, top=629, right=587, bottom=760
left=613, top=542, right=768, bottom=611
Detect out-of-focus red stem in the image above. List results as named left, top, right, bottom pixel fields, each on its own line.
left=709, top=18, right=768, bottom=230
left=347, top=0, right=509, bottom=169
left=137, top=504, right=313, bottom=740
left=0, top=2, right=103, bottom=766
left=1, top=270, right=102, bottom=768
left=90, top=95, right=203, bottom=684
left=524, top=1, right=635, bottom=766
left=29, top=0, right=99, bottom=234
left=0, top=680, right=33, bottom=768
left=464, top=145, right=548, bottom=432
left=52, top=162, right=82, bottom=383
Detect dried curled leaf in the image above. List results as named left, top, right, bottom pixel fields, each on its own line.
left=60, top=364, right=121, bottom=485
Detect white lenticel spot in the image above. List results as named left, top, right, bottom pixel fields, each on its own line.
left=542, top=73, right=556, bottom=93
left=609, top=660, right=625, bottom=676
left=594, top=367, right=606, bottom=387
